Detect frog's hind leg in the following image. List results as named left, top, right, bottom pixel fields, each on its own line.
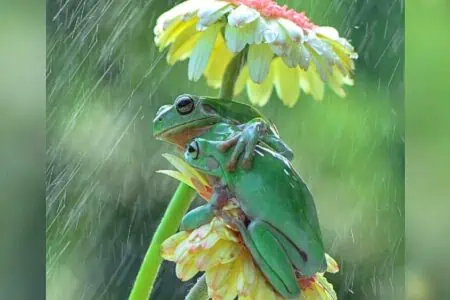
left=264, top=225, right=309, bottom=275
left=232, top=218, right=301, bottom=299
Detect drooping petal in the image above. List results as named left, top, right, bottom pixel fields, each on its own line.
left=224, top=20, right=259, bottom=53
left=161, top=153, right=208, bottom=186
left=247, top=43, right=273, bottom=83
left=247, top=66, right=274, bottom=106
left=206, top=259, right=234, bottom=292
left=325, top=254, right=339, bottom=274
left=155, top=20, right=183, bottom=50
left=227, top=4, right=260, bottom=27
left=277, top=18, right=305, bottom=43
left=189, top=23, right=223, bottom=81
left=273, top=58, right=300, bottom=107
left=154, top=0, right=201, bottom=33
left=156, top=170, right=194, bottom=189
left=166, top=19, right=201, bottom=64
left=265, top=20, right=291, bottom=57
left=197, top=1, right=232, bottom=30
left=224, top=24, right=248, bottom=53
left=160, top=231, right=190, bottom=261
left=298, top=42, right=312, bottom=70
left=176, top=253, right=200, bottom=281
left=234, top=64, right=249, bottom=95
left=204, top=35, right=234, bottom=88
left=305, top=64, right=325, bottom=101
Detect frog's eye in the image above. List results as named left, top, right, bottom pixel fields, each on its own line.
left=187, top=140, right=200, bottom=160
left=175, top=95, right=195, bottom=115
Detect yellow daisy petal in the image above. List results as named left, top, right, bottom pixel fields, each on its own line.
left=161, top=153, right=208, bottom=186
left=189, top=23, right=223, bottom=81
left=305, top=64, right=325, bottom=101
left=160, top=231, right=190, bottom=261
left=156, top=170, right=194, bottom=189
left=234, top=64, right=249, bottom=96
left=247, top=43, right=273, bottom=83
left=325, top=254, right=339, bottom=274
left=197, top=1, right=232, bottom=30
left=273, top=58, right=300, bottom=107
left=167, top=19, right=201, bottom=64
left=204, top=35, right=234, bottom=88
left=247, top=66, right=274, bottom=107
left=208, top=258, right=240, bottom=300
left=227, top=4, right=260, bottom=28
left=176, top=253, right=200, bottom=281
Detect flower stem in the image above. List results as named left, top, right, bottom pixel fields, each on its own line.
left=185, top=275, right=209, bottom=300
left=128, top=183, right=196, bottom=300
left=219, top=49, right=246, bottom=100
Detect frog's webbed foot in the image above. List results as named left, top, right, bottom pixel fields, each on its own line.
left=216, top=121, right=266, bottom=172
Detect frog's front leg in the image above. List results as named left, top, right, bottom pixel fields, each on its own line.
left=180, top=184, right=230, bottom=231
left=228, top=217, right=301, bottom=299
left=216, top=118, right=293, bottom=171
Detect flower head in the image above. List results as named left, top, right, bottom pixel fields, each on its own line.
left=154, top=0, right=357, bottom=107
left=159, top=154, right=339, bottom=299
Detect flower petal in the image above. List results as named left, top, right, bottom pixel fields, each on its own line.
left=176, top=253, right=200, bottom=281
left=154, top=0, right=201, bottom=33
left=227, top=5, right=260, bottom=28
left=248, top=43, right=273, bottom=83
left=204, top=35, right=234, bottom=88
left=224, top=20, right=258, bottom=53
left=162, top=153, right=208, bottom=186
left=156, top=170, right=194, bottom=189
left=160, top=231, right=190, bottom=261
left=325, top=254, right=339, bottom=273
left=166, top=19, right=201, bottom=64
left=234, top=64, right=249, bottom=96
left=277, top=18, right=305, bottom=43
left=305, top=64, right=325, bottom=101
left=273, top=58, right=300, bottom=107
left=298, top=42, right=312, bottom=70
left=189, top=23, right=222, bottom=81
left=247, top=66, right=274, bottom=107
left=266, top=20, right=291, bottom=56
left=197, top=1, right=232, bottom=30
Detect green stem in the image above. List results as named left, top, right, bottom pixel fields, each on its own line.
left=185, top=275, right=209, bottom=300
left=219, top=49, right=246, bottom=100
left=128, top=183, right=196, bottom=300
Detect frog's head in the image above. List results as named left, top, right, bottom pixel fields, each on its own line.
left=153, top=94, right=222, bottom=144
left=183, top=138, right=226, bottom=178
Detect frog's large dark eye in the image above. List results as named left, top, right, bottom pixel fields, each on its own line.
left=187, top=140, right=200, bottom=160
left=175, top=95, right=195, bottom=115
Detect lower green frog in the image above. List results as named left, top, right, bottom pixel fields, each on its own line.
left=180, top=137, right=327, bottom=298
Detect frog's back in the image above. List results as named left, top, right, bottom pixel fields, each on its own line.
left=201, top=97, right=266, bottom=124
left=226, top=145, right=326, bottom=274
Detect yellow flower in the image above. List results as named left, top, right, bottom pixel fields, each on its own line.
left=158, top=154, right=339, bottom=299
left=157, top=153, right=213, bottom=200
left=154, top=0, right=357, bottom=107
left=161, top=213, right=339, bottom=300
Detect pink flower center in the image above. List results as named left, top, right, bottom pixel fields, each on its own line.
left=226, top=0, right=316, bottom=29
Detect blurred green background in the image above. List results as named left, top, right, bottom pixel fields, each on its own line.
left=45, top=0, right=405, bottom=299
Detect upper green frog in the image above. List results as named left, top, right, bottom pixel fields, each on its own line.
left=153, top=94, right=293, bottom=170
left=181, top=137, right=327, bottom=298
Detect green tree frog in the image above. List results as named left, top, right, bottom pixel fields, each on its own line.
left=180, top=137, right=328, bottom=299
left=153, top=94, right=293, bottom=170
